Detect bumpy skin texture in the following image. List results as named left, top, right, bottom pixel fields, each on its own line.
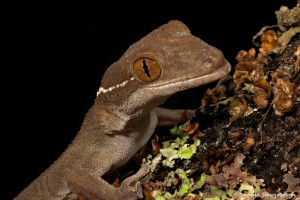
left=14, top=20, right=231, bottom=200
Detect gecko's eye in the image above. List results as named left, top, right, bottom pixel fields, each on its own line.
left=132, top=58, right=162, bottom=82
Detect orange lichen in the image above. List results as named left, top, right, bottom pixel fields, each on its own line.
left=272, top=78, right=297, bottom=115
left=294, top=45, right=300, bottom=76
left=270, top=66, right=290, bottom=85
left=201, top=88, right=219, bottom=106
left=235, top=48, right=256, bottom=62
left=259, top=30, right=280, bottom=55
left=243, top=137, right=256, bottom=152
left=112, top=177, right=120, bottom=188
left=151, top=136, right=161, bottom=156
left=201, top=85, right=226, bottom=106
left=184, top=122, right=203, bottom=139
left=233, top=49, right=264, bottom=89
left=228, top=132, right=241, bottom=139
left=253, top=77, right=272, bottom=109
left=228, top=96, right=248, bottom=122
left=294, top=45, right=300, bottom=59
left=233, top=62, right=262, bottom=88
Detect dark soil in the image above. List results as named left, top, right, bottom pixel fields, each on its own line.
left=139, top=35, right=300, bottom=199
left=194, top=35, right=300, bottom=194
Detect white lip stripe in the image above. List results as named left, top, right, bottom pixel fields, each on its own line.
left=97, top=77, right=135, bottom=96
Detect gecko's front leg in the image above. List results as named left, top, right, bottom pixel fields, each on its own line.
left=118, top=164, right=151, bottom=199
left=154, top=107, right=196, bottom=126
left=68, top=163, right=150, bottom=200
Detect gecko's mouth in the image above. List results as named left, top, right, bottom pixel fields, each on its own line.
left=148, top=59, right=231, bottom=94
left=148, top=59, right=231, bottom=109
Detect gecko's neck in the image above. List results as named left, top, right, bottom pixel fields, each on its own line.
left=82, top=96, right=150, bottom=134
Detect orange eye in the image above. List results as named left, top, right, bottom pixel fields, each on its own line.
left=132, top=58, right=162, bottom=82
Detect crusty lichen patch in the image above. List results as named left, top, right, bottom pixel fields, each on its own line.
left=141, top=1, right=300, bottom=200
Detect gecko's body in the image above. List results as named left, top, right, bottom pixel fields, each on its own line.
left=14, top=20, right=231, bottom=200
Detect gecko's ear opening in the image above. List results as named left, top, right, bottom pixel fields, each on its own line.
left=132, top=57, right=162, bottom=82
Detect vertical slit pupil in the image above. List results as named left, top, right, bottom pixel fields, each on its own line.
left=142, top=60, right=151, bottom=77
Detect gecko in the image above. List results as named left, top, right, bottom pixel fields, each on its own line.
left=14, top=20, right=231, bottom=200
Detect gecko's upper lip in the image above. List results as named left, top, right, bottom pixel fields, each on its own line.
left=148, top=59, right=231, bottom=91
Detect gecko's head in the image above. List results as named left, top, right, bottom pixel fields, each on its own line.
left=97, top=20, right=231, bottom=118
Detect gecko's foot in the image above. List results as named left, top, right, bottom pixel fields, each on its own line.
left=118, top=164, right=150, bottom=199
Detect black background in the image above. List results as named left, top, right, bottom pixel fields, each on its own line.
left=2, top=1, right=296, bottom=199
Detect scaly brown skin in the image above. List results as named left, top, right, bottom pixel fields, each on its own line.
left=14, top=20, right=231, bottom=200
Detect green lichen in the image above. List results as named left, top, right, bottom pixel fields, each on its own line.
left=196, top=173, right=207, bottom=188
left=205, top=197, right=221, bottom=200
left=203, top=181, right=263, bottom=200
left=148, top=120, right=263, bottom=200
left=179, top=184, right=189, bottom=195
left=239, top=183, right=255, bottom=194
left=159, top=121, right=200, bottom=168
left=170, top=120, right=190, bottom=135
left=154, top=169, right=208, bottom=199
left=177, top=169, right=190, bottom=195
left=160, top=148, right=178, bottom=168
left=243, top=82, right=255, bottom=93
left=178, top=139, right=200, bottom=159
left=155, top=196, right=165, bottom=200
